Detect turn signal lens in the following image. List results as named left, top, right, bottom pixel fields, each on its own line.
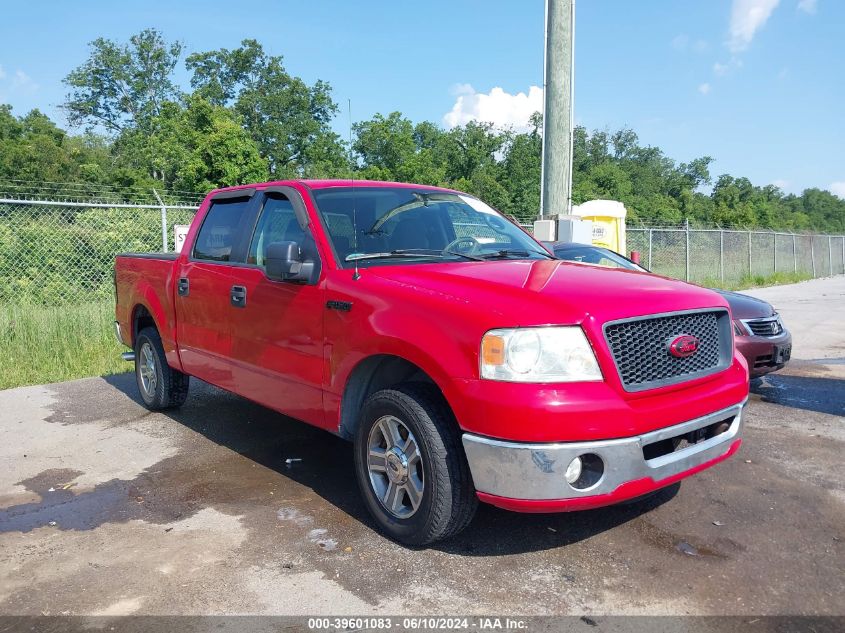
left=481, top=334, right=505, bottom=366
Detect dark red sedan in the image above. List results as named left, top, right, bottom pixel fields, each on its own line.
left=546, top=242, right=792, bottom=378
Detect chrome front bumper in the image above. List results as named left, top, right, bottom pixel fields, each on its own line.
left=462, top=401, right=746, bottom=501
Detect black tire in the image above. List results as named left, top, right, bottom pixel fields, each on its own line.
left=353, top=384, right=477, bottom=546
left=134, top=326, right=190, bottom=410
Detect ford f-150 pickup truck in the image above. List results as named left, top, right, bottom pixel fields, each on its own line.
left=114, top=180, right=750, bottom=545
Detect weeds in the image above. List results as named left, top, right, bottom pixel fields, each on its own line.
left=0, top=301, right=129, bottom=390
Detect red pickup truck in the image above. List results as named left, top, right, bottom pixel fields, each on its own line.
left=114, top=180, right=749, bottom=545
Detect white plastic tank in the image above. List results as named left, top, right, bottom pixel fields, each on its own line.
left=571, top=200, right=627, bottom=255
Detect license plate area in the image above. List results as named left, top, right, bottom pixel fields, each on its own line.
left=642, top=416, right=735, bottom=461
left=775, top=344, right=792, bottom=364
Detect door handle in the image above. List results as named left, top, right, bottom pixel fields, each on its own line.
left=177, top=277, right=190, bottom=297
left=230, top=285, right=247, bottom=308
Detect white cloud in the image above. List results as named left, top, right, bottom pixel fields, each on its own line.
left=714, top=57, right=744, bottom=76
left=672, top=34, right=690, bottom=51
left=728, top=0, right=781, bottom=52
left=11, top=69, right=38, bottom=92
left=798, top=0, right=817, bottom=14
left=673, top=35, right=709, bottom=53
left=449, top=83, right=475, bottom=96
left=443, top=85, right=544, bottom=132
left=830, top=182, right=845, bottom=198
left=698, top=82, right=712, bottom=95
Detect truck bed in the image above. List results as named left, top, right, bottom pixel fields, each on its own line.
left=114, top=253, right=180, bottom=369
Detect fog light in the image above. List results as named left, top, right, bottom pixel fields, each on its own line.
left=570, top=453, right=605, bottom=490
left=564, top=456, right=583, bottom=484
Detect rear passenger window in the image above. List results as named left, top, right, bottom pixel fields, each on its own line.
left=193, top=198, right=251, bottom=261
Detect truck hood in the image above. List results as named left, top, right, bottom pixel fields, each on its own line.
left=369, top=259, right=728, bottom=326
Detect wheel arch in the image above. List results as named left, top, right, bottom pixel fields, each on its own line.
left=131, top=304, right=157, bottom=345
left=338, top=354, right=449, bottom=441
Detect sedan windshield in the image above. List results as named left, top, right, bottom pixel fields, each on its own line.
left=310, top=187, right=551, bottom=267
left=554, top=245, right=647, bottom=272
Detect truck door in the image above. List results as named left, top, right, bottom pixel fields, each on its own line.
left=229, top=187, right=327, bottom=429
left=175, top=190, right=258, bottom=392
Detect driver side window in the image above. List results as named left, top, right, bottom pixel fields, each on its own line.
left=247, top=194, right=316, bottom=268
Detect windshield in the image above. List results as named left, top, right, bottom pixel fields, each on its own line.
left=310, top=187, right=550, bottom=267
left=554, top=245, right=647, bottom=271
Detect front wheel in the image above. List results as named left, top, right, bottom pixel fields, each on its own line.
left=353, top=384, right=477, bottom=545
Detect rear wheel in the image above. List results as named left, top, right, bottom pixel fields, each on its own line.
left=353, top=384, right=477, bottom=545
left=134, top=326, right=189, bottom=410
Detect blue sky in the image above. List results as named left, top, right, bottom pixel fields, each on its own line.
left=0, top=0, right=842, bottom=196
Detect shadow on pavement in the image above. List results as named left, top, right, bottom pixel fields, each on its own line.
left=101, top=372, right=679, bottom=554
left=751, top=371, right=845, bottom=416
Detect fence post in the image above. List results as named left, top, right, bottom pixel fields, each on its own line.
left=153, top=188, right=167, bottom=253
left=792, top=234, right=797, bottom=273
left=719, top=229, right=724, bottom=285
left=829, top=235, right=833, bottom=276
left=647, top=228, right=653, bottom=270
left=772, top=233, right=777, bottom=274
left=842, top=236, right=845, bottom=274
left=747, top=231, right=752, bottom=278
left=685, top=219, right=690, bottom=282
left=810, top=237, right=816, bottom=278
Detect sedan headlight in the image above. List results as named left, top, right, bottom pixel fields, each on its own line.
left=480, top=327, right=603, bottom=383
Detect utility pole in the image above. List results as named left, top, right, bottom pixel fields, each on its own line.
left=540, top=0, right=575, bottom=219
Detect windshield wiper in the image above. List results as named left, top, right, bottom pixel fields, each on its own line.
left=478, top=249, right=555, bottom=260
left=345, top=248, right=486, bottom=262
left=345, top=250, right=447, bottom=262
left=395, top=248, right=486, bottom=261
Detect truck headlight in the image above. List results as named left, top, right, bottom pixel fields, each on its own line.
left=480, top=327, right=603, bottom=383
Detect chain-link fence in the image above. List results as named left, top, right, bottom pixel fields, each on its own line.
left=627, top=227, right=845, bottom=285
left=2, top=196, right=845, bottom=308
left=0, top=198, right=198, bottom=306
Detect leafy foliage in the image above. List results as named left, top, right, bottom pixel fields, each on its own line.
left=187, top=39, right=345, bottom=177
left=63, top=28, right=183, bottom=133
left=0, top=29, right=843, bottom=233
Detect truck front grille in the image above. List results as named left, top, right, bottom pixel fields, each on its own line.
left=603, top=309, right=732, bottom=392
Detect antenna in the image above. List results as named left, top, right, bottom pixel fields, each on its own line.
left=349, top=98, right=360, bottom=280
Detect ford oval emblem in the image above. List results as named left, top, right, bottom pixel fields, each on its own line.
left=669, top=334, right=699, bottom=358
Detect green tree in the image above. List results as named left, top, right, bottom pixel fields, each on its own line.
left=0, top=106, right=96, bottom=183
left=440, top=121, right=505, bottom=183
left=350, top=112, right=444, bottom=184
left=186, top=39, right=344, bottom=177
left=501, top=112, right=542, bottom=221
left=113, top=98, right=267, bottom=192
left=63, top=28, right=183, bottom=133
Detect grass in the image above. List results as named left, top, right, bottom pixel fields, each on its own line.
left=696, top=271, right=813, bottom=291
left=0, top=300, right=130, bottom=390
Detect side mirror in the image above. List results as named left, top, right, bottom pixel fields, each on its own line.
left=265, top=241, right=314, bottom=283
